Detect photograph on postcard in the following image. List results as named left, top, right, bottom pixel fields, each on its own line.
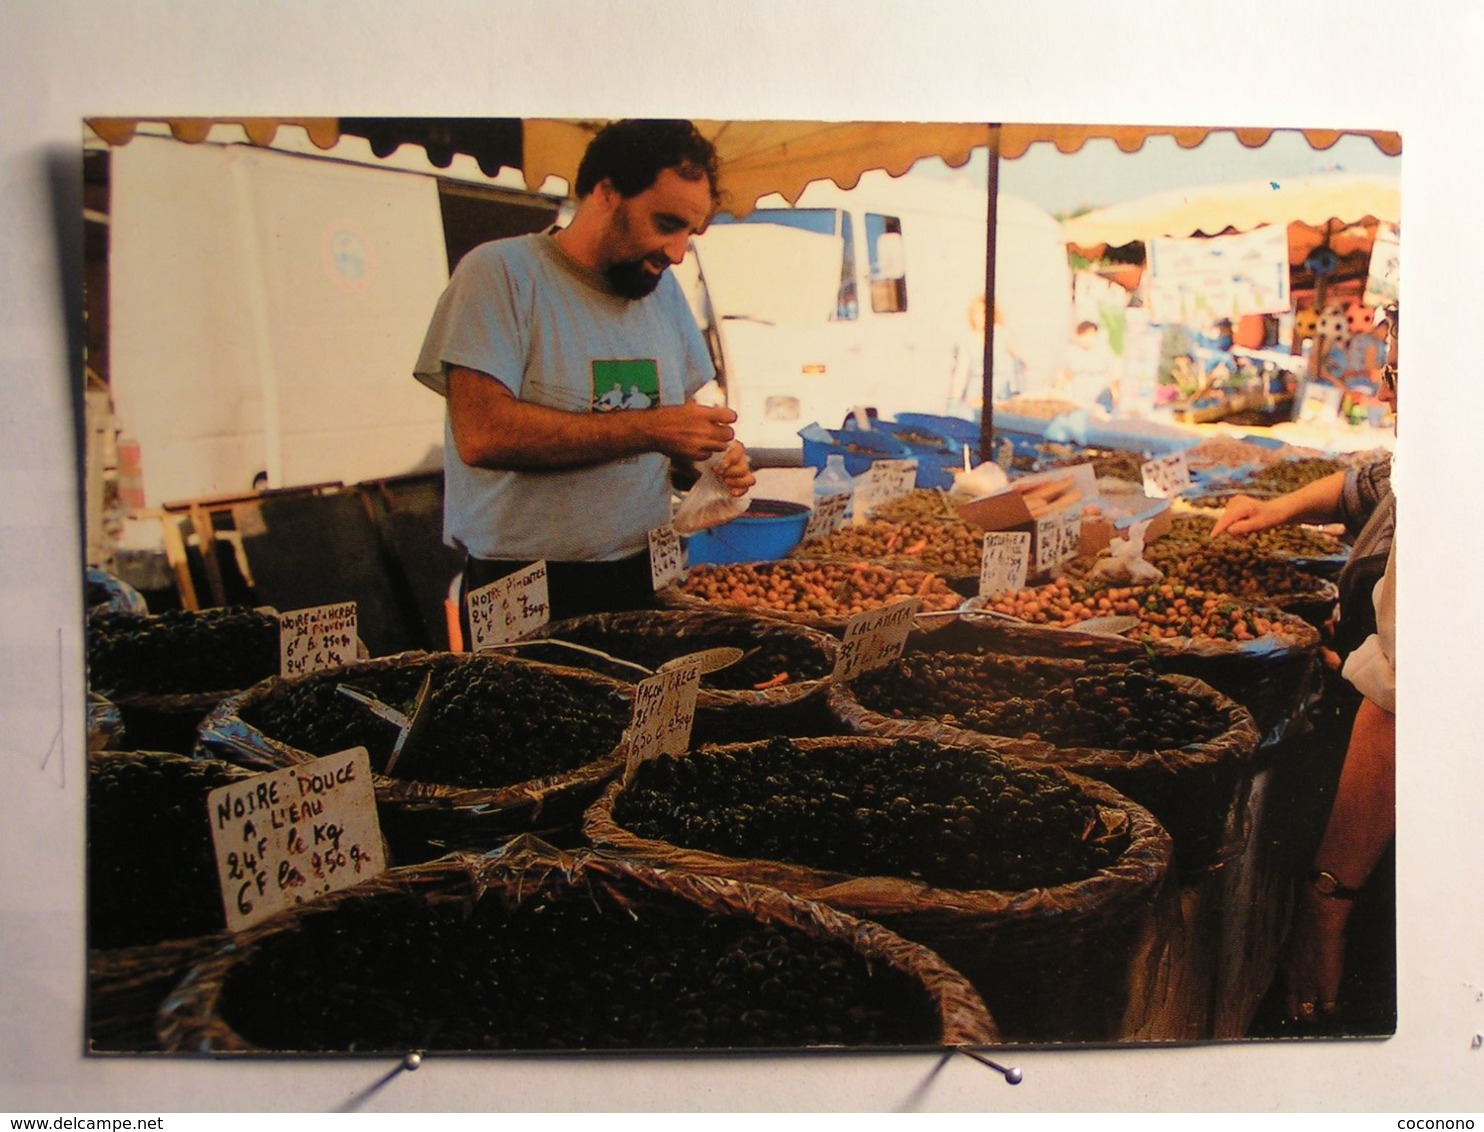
left=79, top=117, right=1400, bottom=1053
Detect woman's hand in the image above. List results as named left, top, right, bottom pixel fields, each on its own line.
left=1283, top=887, right=1352, bottom=1025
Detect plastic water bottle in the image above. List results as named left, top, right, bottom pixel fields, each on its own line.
left=813, top=453, right=854, bottom=502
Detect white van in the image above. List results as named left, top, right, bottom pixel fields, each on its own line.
left=675, top=169, right=1074, bottom=456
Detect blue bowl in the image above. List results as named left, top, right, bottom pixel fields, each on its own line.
left=684, top=499, right=811, bottom=566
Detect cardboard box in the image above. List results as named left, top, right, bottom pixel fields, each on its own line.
left=955, top=462, right=1170, bottom=573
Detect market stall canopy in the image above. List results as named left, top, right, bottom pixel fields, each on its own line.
left=87, top=117, right=1400, bottom=213
left=1061, top=172, right=1401, bottom=251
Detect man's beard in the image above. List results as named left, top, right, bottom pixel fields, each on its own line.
left=605, top=257, right=664, bottom=299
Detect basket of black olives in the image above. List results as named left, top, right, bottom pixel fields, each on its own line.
left=86, top=750, right=261, bottom=1050
left=157, top=837, right=1000, bottom=1053
left=835, top=652, right=1261, bottom=873
left=501, top=608, right=839, bottom=709
left=584, top=735, right=1172, bottom=1043
left=86, top=606, right=285, bottom=754
left=198, top=651, right=635, bottom=860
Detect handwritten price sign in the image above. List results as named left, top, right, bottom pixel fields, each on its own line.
left=649, top=523, right=684, bottom=591
left=467, top=562, right=551, bottom=651
left=279, top=602, right=357, bottom=678
left=1034, top=511, right=1082, bottom=572
left=979, top=531, right=1031, bottom=597
left=1141, top=451, right=1193, bottom=499
left=624, top=657, right=702, bottom=780
left=853, top=460, right=918, bottom=521
left=804, top=492, right=850, bottom=542
left=834, top=597, right=921, bottom=681
left=207, top=747, right=384, bottom=931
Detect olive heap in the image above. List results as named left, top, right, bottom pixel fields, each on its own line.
left=1140, top=542, right=1330, bottom=603
left=518, top=621, right=832, bottom=691
left=88, top=753, right=241, bottom=949
left=1233, top=456, right=1346, bottom=494
left=613, top=737, right=1126, bottom=892
left=980, top=575, right=1280, bottom=643
left=214, top=883, right=942, bottom=1050
left=1163, top=512, right=1345, bottom=561
left=87, top=607, right=281, bottom=697
left=677, top=561, right=961, bottom=619
left=853, top=653, right=1226, bottom=751
left=240, top=657, right=629, bottom=789
left=792, top=515, right=985, bottom=576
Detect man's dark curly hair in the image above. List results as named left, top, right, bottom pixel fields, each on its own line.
left=574, top=119, right=720, bottom=206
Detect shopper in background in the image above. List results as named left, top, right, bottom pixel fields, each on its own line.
left=414, top=119, right=755, bottom=629
left=1057, top=320, right=1121, bottom=414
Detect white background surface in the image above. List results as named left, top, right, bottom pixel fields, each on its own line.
left=2, top=0, right=1480, bottom=1115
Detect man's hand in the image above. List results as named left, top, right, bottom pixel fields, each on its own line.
left=646, top=403, right=740, bottom=464
left=713, top=440, right=756, bottom=498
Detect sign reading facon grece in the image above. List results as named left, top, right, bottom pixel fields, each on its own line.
left=648, top=523, right=685, bottom=590
left=979, top=531, right=1031, bottom=597
left=467, top=562, right=551, bottom=651
left=1141, top=451, right=1193, bottom=499
left=834, top=597, right=921, bottom=681
left=279, top=602, right=358, bottom=678
left=623, top=656, right=702, bottom=782
left=207, top=747, right=384, bottom=932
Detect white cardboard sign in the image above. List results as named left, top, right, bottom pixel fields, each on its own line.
left=207, top=747, right=384, bottom=932
left=279, top=602, right=357, bottom=678
left=624, top=657, right=702, bottom=780
left=467, top=562, right=551, bottom=651
left=649, top=523, right=685, bottom=590
left=1141, top=451, right=1193, bottom=499
left=979, top=531, right=1031, bottom=597
left=853, top=459, right=917, bottom=521
left=803, top=492, right=850, bottom=542
left=1034, top=510, right=1082, bottom=572
left=834, top=597, right=921, bottom=681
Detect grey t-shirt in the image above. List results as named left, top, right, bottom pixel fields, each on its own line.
left=414, top=233, right=713, bottom=561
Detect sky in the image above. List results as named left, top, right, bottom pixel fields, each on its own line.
left=913, top=130, right=1402, bottom=218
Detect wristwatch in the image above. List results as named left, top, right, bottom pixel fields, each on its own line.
left=1309, top=868, right=1362, bottom=899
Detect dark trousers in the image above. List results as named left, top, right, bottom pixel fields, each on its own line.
left=459, top=551, right=657, bottom=645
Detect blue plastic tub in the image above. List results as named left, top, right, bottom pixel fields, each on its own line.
left=862, top=421, right=962, bottom=490
left=800, top=427, right=911, bottom=478
left=684, top=499, right=811, bottom=565
left=896, top=412, right=983, bottom=462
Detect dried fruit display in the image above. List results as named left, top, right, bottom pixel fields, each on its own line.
left=206, top=869, right=949, bottom=1051
left=1163, top=512, right=1346, bottom=561
left=87, top=752, right=247, bottom=950
left=87, top=608, right=280, bottom=697
left=612, top=737, right=1126, bottom=893
left=1232, top=456, right=1347, bottom=494
left=994, top=396, right=1079, bottom=420
left=674, top=561, right=961, bottom=620
left=978, top=576, right=1281, bottom=644
left=852, top=653, right=1226, bottom=751
left=238, top=656, right=628, bottom=790
left=791, top=515, right=985, bottom=577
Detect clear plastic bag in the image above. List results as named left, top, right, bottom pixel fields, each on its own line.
left=671, top=446, right=751, bottom=536
left=1087, top=519, right=1165, bottom=585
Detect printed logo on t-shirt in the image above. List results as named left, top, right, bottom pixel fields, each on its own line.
left=592, top=358, right=661, bottom=412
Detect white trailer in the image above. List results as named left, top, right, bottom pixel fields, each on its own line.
left=676, top=169, right=1075, bottom=454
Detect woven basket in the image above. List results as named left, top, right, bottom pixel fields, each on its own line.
left=584, top=735, right=1173, bottom=1043
left=157, top=838, right=999, bottom=1053
left=197, top=651, right=634, bottom=862
left=834, top=655, right=1261, bottom=875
